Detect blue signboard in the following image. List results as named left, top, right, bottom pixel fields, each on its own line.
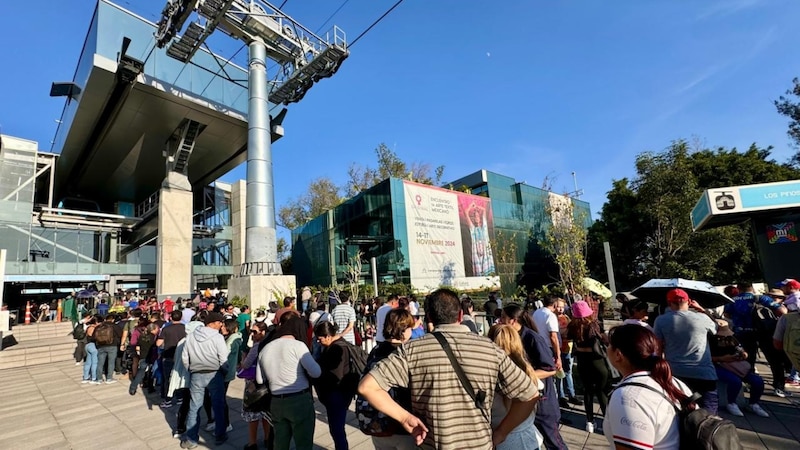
left=691, top=195, right=711, bottom=230
left=739, top=181, right=800, bottom=209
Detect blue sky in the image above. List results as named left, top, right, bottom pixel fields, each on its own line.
left=2, top=0, right=800, bottom=232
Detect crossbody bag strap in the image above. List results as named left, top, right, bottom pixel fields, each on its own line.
left=432, top=332, right=490, bottom=424
left=618, top=381, right=701, bottom=413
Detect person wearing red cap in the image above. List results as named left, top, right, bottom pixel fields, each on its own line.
left=782, top=279, right=800, bottom=312
left=653, top=288, right=719, bottom=414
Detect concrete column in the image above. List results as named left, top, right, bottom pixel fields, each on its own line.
left=245, top=38, right=279, bottom=268
left=156, top=172, right=193, bottom=297
left=231, top=180, right=246, bottom=269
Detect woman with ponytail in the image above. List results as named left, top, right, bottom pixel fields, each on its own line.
left=604, top=324, right=692, bottom=450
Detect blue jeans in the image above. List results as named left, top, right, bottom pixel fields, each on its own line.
left=556, top=353, right=576, bottom=399
left=83, top=343, right=98, bottom=381
left=321, top=391, right=352, bottom=450
left=97, top=345, right=117, bottom=381
left=129, top=359, right=149, bottom=394
left=716, top=366, right=764, bottom=405
left=185, top=371, right=226, bottom=443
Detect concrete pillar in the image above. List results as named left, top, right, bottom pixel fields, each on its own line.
left=245, top=38, right=279, bottom=268
left=231, top=180, right=246, bottom=269
left=156, top=172, right=193, bottom=298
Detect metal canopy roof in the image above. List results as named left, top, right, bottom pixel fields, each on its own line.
left=54, top=59, right=248, bottom=204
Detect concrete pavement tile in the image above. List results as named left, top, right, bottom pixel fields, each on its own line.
left=0, top=434, right=69, bottom=450
left=0, top=423, right=61, bottom=440
left=737, top=430, right=767, bottom=450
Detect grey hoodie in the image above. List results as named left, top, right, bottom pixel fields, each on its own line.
left=181, top=325, right=229, bottom=373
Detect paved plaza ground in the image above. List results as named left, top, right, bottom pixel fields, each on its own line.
left=0, top=329, right=799, bottom=449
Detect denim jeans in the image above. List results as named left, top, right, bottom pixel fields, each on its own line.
left=556, top=353, right=576, bottom=399
left=97, top=345, right=116, bottom=381
left=83, top=343, right=98, bottom=381
left=185, top=371, right=226, bottom=443
left=321, top=391, right=352, bottom=450
left=129, top=359, right=149, bottom=394
left=716, top=366, right=764, bottom=405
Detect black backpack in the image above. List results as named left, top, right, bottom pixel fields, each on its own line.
left=620, top=382, right=742, bottom=450
left=752, top=303, right=778, bottom=335
left=341, top=341, right=368, bottom=394
left=71, top=323, right=86, bottom=341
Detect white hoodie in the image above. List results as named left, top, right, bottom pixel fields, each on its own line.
left=181, top=325, right=229, bottom=373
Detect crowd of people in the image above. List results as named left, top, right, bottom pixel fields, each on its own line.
left=61, top=278, right=800, bottom=450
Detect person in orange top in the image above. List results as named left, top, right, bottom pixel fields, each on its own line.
left=555, top=299, right=582, bottom=408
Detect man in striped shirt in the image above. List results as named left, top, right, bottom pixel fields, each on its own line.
left=331, top=292, right=357, bottom=345
left=359, top=289, right=538, bottom=450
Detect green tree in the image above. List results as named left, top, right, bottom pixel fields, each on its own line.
left=542, top=192, right=589, bottom=297
left=775, top=77, right=800, bottom=166
left=346, top=143, right=444, bottom=196
left=277, top=237, right=293, bottom=274
left=587, top=140, right=800, bottom=289
left=277, top=176, right=342, bottom=230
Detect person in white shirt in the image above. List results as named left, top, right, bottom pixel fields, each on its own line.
left=375, top=294, right=399, bottom=343
left=532, top=296, right=562, bottom=371
left=604, top=324, right=693, bottom=450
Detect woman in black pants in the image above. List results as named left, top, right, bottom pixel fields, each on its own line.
left=567, top=300, right=609, bottom=434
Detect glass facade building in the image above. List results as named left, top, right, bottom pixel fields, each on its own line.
left=291, top=170, right=592, bottom=291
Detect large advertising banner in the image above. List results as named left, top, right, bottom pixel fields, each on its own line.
left=403, top=181, right=499, bottom=291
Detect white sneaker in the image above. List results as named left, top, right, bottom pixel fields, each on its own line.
left=775, top=388, right=793, bottom=398
left=225, top=424, right=233, bottom=432
left=585, top=422, right=595, bottom=433
left=75, top=362, right=83, bottom=366
left=747, top=403, right=769, bottom=417
left=81, top=379, right=90, bottom=384
left=205, top=423, right=215, bottom=432
left=726, top=403, right=744, bottom=417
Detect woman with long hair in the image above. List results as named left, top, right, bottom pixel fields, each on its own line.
left=81, top=314, right=101, bottom=384
left=239, top=321, right=272, bottom=450
left=314, top=320, right=358, bottom=450
left=499, top=304, right=566, bottom=450
left=488, top=324, right=542, bottom=450
left=604, top=324, right=692, bottom=450
left=566, top=300, right=610, bottom=433
left=362, top=308, right=417, bottom=450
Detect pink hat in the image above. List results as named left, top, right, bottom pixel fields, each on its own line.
left=571, top=301, right=593, bottom=319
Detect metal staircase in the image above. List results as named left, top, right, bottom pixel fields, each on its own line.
left=172, top=119, right=203, bottom=174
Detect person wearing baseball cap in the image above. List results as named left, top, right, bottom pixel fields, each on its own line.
left=653, top=288, right=719, bottom=414
left=181, top=311, right=230, bottom=447
left=782, top=279, right=800, bottom=312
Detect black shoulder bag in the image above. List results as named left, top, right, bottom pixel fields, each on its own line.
left=432, top=332, right=490, bottom=424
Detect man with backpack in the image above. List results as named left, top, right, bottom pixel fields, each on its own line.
left=773, top=306, right=800, bottom=396
left=724, top=283, right=784, bottom=376
left=96, top=314, right=122, bottom=383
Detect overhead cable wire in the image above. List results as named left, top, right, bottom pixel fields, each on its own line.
left=315, top=0, right=351, bottom=34
left=349, top=0, right=405, bottom=47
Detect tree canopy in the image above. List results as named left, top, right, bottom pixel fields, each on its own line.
left=346, top=143, right=445, bottom=197
left=775, top=77, right=800, bottom=166
left=587, top=140, right=800, bottom=289
left=279, top=143, right=445, bottom=231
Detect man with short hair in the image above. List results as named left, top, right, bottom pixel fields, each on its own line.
left=532, top=296, right=562, bottom=371
left=272, top=296, right=296, bottom=325
left=181, top=312, right=230, bottom=448
left=359, top=289, right=539, bottom=449
left=157, top=310, right=186, bottom=408
left=375, top=294, right=399, bottom=343
left=654, top=288, right=718, bottom=414
left=96, top=314, right=122, bottom=383
left=332, top=292, right=357, bottom=345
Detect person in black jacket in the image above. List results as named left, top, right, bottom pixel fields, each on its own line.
left=314, top=321, right=356, bottom=450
